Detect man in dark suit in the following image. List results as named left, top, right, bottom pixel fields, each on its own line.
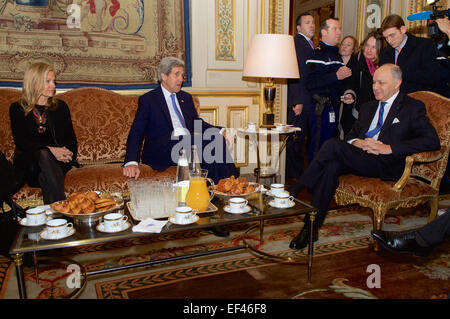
left=286, top=12, right=315, bottom=183
left=123, top=57, right=238, bottom=183
left=379, top=14, right=439, bottom=94
left=288, top=63, right=440, bottom=250
left=371, top=208, right=450, bottom=257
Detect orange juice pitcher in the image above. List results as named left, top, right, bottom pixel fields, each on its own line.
left=185, top=169, right=215, bottom=211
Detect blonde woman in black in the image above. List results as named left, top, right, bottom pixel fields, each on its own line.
left=9, top=62, right=78, bottom=204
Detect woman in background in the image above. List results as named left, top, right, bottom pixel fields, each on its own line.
left=339, top=31, right=385, bottom=138
left=338, top=35, right=359, bottom=139
left=9, top=62, right=78, bottom=204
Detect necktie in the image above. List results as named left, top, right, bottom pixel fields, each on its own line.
left=365, top=102, right=387, bottom=138
left=309, top=39, right=314, bottom=49
left=170, top=93, right=187, bottom=129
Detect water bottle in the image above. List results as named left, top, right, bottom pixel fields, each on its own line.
left=189, top=144, right=201, bottom=175
left=176, top=149, right=189, bottom=206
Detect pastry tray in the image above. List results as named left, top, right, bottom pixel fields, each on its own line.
left=126, top=201, right=218, bottom=221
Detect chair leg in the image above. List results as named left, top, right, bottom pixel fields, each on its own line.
left=372, top=206, right=387, bottom=252
left=428, top=197, right=438, bottom=223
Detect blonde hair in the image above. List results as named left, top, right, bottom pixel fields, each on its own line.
left=20, top=62, right=58, bottom=115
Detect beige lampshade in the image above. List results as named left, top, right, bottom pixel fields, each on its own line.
left=243, top=34, right=300, bottom=79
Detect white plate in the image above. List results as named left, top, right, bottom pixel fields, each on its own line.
left=39, top=227, right=76, bottom=240
left=18, top=217, right=47, bottom=227
left=96, top=221, right=131, bottom=233
left=168, top=214, right=199, bottom=225
left=268, top=200, right=295, bottom=209
left=223, top=205, right=252, bottom=214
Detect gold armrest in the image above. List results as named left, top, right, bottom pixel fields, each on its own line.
left=393, top=156, right=414, bottom=191
left=411, top=149, right=445, bottom=163
left=392, top=148, right=445, bottom=191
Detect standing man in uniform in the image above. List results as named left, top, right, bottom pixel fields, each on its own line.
left=305, top=18, right=352, bottom=163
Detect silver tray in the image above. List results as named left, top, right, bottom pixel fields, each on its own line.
left=126, top=201, right=218, bottom=221
left=52, top=196, right=124, bottom=225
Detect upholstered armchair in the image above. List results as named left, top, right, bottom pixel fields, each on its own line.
left=334, top=91, right=450, bottom=250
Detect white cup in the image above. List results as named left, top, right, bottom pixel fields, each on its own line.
left=26, top=207, right=47, bottom=225
left=229, top=197, right=248, bottom=212
left=274, top=193, right=294, bottom=207
left=103, top=213, right=128, bottom=232
left=247, top=122, right=256, bottom=131
left=275, top=123, right=286, bottom=131
left=175, top=206, right=197, bottom=224
left=270, top=184, right=285, bottom=196
left=46, top=219, right=73, bottom=238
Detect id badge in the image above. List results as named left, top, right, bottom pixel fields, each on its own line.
left=329, top=111, right=336, bottom=123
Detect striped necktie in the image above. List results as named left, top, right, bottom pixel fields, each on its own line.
left=309, top=39, right=314, bottom=49
left=170, top=93, right=187, bottom=129
left=365, top=102, right=387, bottom=138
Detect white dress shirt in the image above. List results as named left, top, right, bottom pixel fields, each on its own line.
left=347, top=91, right=399, bottom=144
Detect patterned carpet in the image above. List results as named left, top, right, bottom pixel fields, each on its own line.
left=2, top=203, right=448, bottom=299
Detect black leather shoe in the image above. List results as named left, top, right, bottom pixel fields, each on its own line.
left=371, top=230, right=432, bottom=257
left=211, top=226, right=230, bottom=238
left=289, top=226, right=318, bottom=250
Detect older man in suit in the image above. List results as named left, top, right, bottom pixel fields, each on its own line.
left=379, top=14, right=439, bottom=94
left=123, top=57, right=238, bottom=183
left=289, top=63, right=441, bottom=250
left=286, top=12, right=316, bottom=183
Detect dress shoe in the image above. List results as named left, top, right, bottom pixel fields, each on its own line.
left=371, top=230, right=432, bottom=257
left=210, top=225, right=230, bottom=238
left=289, top=226, right=318, bottom=250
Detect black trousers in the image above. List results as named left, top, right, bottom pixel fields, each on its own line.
left=416, top=209, right=450, bottom=247
left=16, top=148, right=70, bottom=204
left=286, top=107, right=308, bottom=179
left=299, top=138, right=393, bottom=228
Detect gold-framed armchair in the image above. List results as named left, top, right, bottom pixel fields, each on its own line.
left=334, top=91, right=450, bottom=250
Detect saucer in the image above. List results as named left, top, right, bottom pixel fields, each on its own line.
left=39, top=227, right=76, bottom=240
left=18, top=217, right=47, bottom=227
left=168, top=215, right=199, bottom=225
left=268, top=200, right=295, bottom=209
left=96, top=221, right=131, bottom=233
left=223, top=205, right=252, bottom=214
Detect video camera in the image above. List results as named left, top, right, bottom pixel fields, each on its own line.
left=407, top=0, right=450, bottom=37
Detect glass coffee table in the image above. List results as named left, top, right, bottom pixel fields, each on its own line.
left=9, top=191, right=317, bottom=299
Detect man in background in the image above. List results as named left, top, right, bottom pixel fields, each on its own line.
left=286, top=12, right=316, bottom=184
left=379, top=14, right=439, bottom=93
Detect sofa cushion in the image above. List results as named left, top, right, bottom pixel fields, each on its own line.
left=12, top=165, right=177, bottom=201
left=57, top=87, right=139, bottom=165
left=64, top=164, right=176, bottom=193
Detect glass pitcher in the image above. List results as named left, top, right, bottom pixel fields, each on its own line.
left=185, top=169, right=215, bottom=211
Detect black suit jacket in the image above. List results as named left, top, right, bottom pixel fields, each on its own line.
left=345, top=93, right=440, bottom=179
left=287, top=33, right=314, bottom=107
left=379, top=33, right=439, bottom=93
left=124, top=86, right=219, bottom=171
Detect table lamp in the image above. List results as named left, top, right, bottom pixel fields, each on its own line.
left=243, top=34, right=300, bottom=126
